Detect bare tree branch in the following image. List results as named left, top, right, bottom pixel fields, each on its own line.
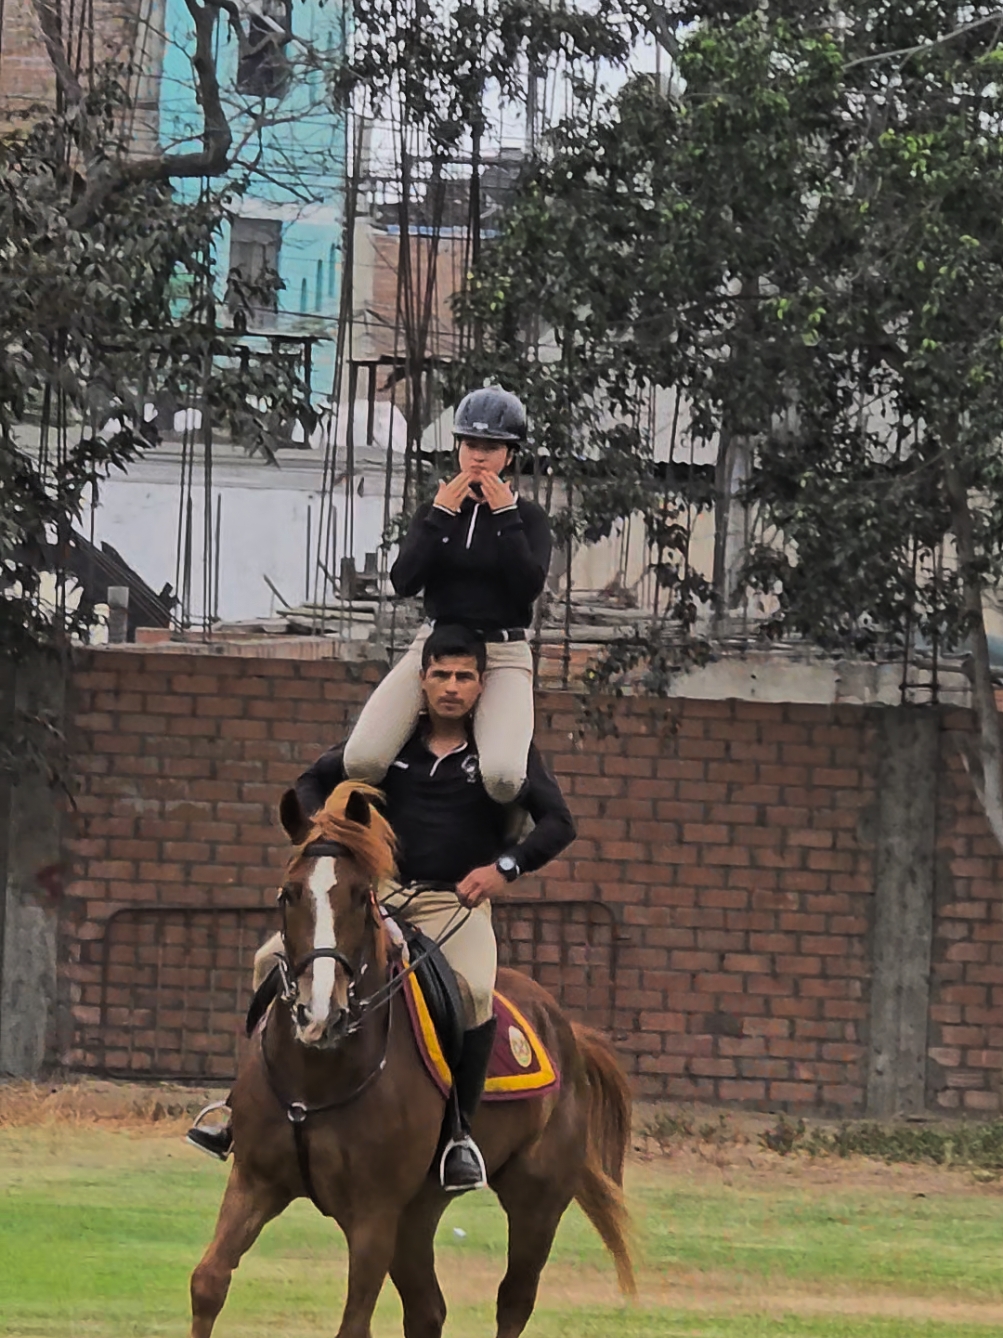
left=842, top=10, right=1003, bottom=72
left=65, top=0, right=233, bottom=228
left=30, top=0, right=84, bottom=108
left=636, top=0, right=682, bottom=61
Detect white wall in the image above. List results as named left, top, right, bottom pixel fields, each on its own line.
left=80, top=441, right=401, bottom=624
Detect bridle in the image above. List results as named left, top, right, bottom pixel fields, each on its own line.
left=262, top=834, right=476, bottom=1214
left=274, top=838, right=371, bottom=1031
left=264, top=836, right=392, bottom=1215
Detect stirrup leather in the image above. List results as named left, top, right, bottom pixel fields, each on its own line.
left=439, top=1133, right=488, bottom=1192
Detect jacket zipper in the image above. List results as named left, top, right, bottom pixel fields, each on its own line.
left=465, top=502, right=481, bottom=550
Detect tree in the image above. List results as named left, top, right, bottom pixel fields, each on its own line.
left=0, top=72, right=316, bottom=657
left=465, top=2, right=1003, bottom=839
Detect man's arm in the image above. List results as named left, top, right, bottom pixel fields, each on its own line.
left=455, top=746, right=575, bottom=907
left=507, top=745, right=576, bottom=874
left=295, top=746, right=347, bottom=817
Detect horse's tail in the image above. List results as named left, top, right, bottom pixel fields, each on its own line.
left=571, top=1023, right=636, bottom=1297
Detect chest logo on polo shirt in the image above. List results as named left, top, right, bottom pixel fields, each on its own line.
left=508, top=1026, right=533, bottom=1068
left=461, top=754, right=481, bottom=785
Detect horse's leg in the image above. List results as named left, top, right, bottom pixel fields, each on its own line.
left=388, top=1189, right=450, bottom=1338
left=335, top=1209, right=401, bottom=1338
left=492, top=1164, right=573, bottom=1338
left=190, top=1164, right=288, bottom=1338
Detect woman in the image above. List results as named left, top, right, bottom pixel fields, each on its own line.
left=343, top=386, right=552, bottom=804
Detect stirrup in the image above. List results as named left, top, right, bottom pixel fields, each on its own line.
left=439, top=1134, right=488, bottom=1193
left=185, top=1100, right=232, bottom=1161
left=189, top=1099, right=230, bottom=1129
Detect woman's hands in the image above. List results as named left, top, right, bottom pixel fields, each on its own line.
left=478, top=472, right=515, bottom=511
left=434, top=469, right=515, bottom=514
left=434, top=471, right=474, bottom=514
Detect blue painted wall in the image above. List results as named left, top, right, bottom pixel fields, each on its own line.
left=158, top=0, right=347, bottom=401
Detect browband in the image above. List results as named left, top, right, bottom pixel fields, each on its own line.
left=301, top=839, right=348, bottom=859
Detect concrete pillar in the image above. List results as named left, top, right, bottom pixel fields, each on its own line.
left=107, top=586, right=129, bottom=644
left=866, top=707, right=939, bottom=1117
left=0, top=655, right=66, bottom=1077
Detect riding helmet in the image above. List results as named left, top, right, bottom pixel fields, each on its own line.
left=452, top=387, right=527, bottom=443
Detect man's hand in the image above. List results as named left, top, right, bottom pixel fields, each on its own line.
left=434, top=471, right=473, bottom=514
left=478, top=472, right=516, bottom=512
left=456, top=863, right=508, bottom=907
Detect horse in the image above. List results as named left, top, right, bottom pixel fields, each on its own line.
left=189, top=781, right=634, bottom=1338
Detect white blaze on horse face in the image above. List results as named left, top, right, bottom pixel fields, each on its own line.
left=306, top=857, right=338, bottom=1027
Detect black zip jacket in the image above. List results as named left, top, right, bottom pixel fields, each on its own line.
left=295, top=729, right=575, bottom=886
left=390, top=495, right=552, bottom=631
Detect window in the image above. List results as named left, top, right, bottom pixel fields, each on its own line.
left=236, top=0, right=292, bottom=99
left=227, top=217, right=282, bottom=328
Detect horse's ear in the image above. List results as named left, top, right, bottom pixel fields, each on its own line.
left=345, top=788, right=371, bottom=827
left=279, top=788, right=311, bottom=844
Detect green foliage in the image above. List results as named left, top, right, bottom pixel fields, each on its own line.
left=464, top=2, right=1003, bottom=682
left=0, top=73, right=315, bottom=656
left=332, top=0, right=648, bottom=153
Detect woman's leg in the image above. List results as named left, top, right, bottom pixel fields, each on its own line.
left=474, top=642, right=535, bottom=805
left=342, top=629, right=429, bottom=783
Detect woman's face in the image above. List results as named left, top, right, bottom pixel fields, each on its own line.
left=457, top=437, right=512, bottom=479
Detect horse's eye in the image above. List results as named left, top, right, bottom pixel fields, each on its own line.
left=278, top=883, right=300, bottom=905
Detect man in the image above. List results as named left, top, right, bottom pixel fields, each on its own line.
left=187, top=623, right=576, bottom=1192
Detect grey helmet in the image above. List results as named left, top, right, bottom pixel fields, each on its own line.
left=452, top=387, right=527, bottom=443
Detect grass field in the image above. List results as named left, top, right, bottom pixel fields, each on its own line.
left=2, top=1117, right=1003, bottom=1338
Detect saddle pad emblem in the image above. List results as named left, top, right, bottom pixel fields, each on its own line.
left=508, top=1025, right=533, bottom=1068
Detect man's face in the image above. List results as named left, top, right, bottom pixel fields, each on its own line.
left=420, top=654, right=484, bottom=721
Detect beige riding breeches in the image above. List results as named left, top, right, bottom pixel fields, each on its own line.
left=341, top=625, right=534, bottom=805
left=252, top=887, right=497, bottom=1029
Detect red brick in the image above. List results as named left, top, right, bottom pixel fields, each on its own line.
left=718, top=1079, right=767, bottom=1102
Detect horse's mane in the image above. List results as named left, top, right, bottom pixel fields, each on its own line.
left=299, top=781, right=396, bottom=884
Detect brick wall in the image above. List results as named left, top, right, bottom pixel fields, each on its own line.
left=59, top=650, right=1003, bottom=1115
left=0, top=0, right=139, bottom=123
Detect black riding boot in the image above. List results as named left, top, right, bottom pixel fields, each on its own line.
left=186, top=1100, right=233, bottom=1160
left=440, top=1017, right=497, bottom=1192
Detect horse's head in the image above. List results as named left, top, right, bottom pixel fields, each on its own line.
left=278, top=782, right=395, bottom=1048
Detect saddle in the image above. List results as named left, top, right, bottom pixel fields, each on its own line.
left=391, top=918, right=466, bottom=1074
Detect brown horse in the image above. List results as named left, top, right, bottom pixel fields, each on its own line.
left=189, top=782, right=634, bottom=1338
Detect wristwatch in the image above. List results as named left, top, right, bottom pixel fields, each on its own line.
left=495, top=854, right=520, bottom=883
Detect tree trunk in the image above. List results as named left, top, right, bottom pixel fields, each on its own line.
left=712, top=431, right=750, bottom=632
left=944, top=459, right=1003, bottom=852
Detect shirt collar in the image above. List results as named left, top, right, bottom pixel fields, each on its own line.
left=409, top=716, right=475, bottom=762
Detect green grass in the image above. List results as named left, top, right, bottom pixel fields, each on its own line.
left=1, top=1126, right=1001, bottom=1337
